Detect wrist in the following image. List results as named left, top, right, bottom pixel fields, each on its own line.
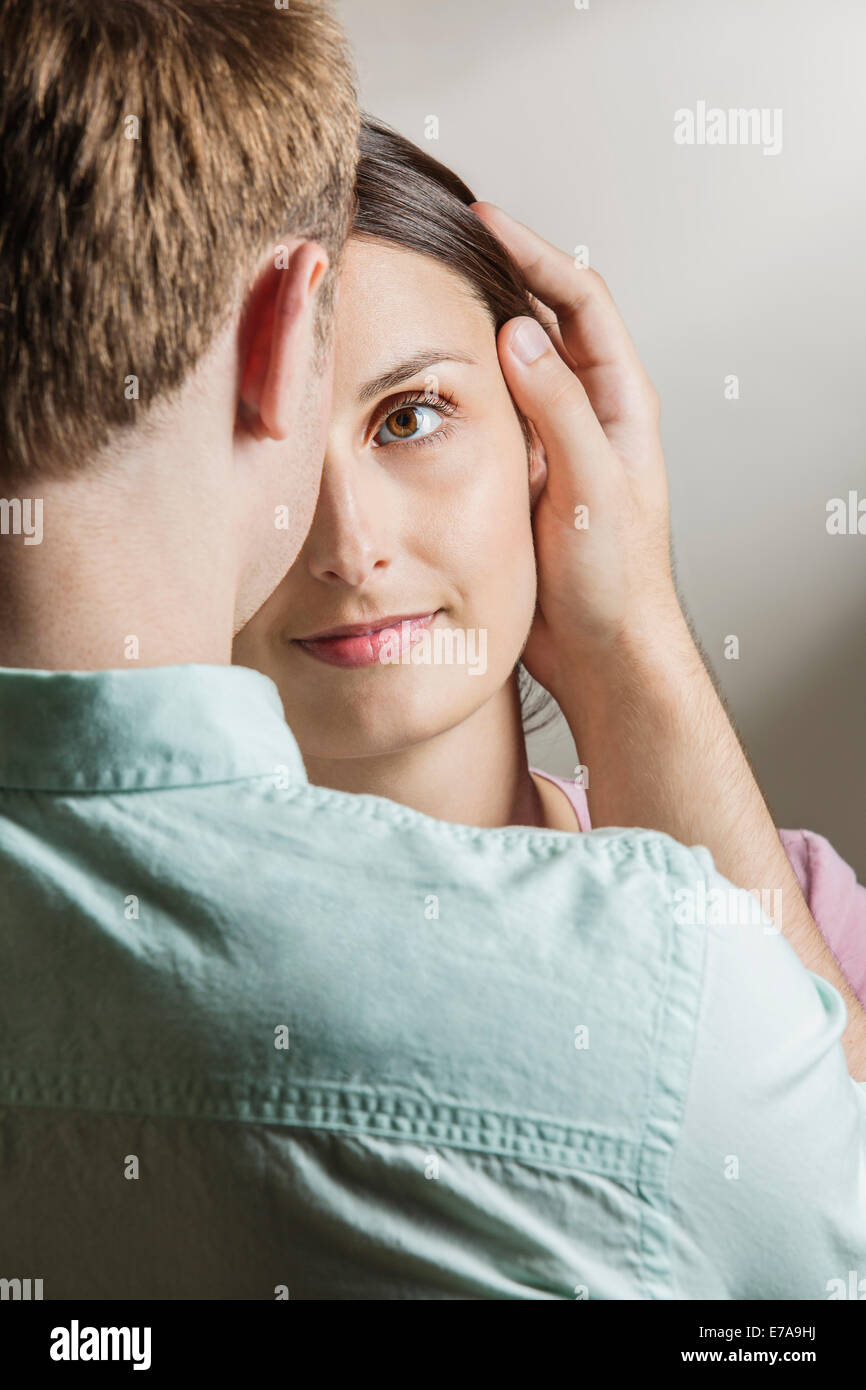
left=552, top=605, right=702, bottom=730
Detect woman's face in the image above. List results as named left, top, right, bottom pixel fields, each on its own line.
left=232, top=234, right=540, bottom=760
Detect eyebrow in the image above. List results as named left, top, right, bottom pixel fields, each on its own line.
left=356, top=350, right=479, bottom=405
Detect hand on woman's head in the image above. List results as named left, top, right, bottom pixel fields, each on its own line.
left=470, top=202, right=681, bottom=703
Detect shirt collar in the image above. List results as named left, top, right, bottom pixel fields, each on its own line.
left=0, top=664, right=307, bottom=792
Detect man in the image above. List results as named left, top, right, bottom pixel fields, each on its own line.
left=0, top=0, right=863, bottom=1300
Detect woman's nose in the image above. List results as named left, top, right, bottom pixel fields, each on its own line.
left=304, top=453, right=392, bottom=588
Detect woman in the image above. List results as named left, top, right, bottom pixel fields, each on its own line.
left=234, top=117, right=865, bottom=992
left=234, top=116, right=586, bottom=833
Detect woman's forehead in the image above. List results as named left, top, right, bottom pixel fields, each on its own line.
left=338, top=237, right=486, bottom=331
left=334, top=238, right=495, bottom=387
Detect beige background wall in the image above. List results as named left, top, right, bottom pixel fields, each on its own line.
left=336, top=0, right=866, bottom=879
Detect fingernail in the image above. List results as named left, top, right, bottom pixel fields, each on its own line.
left=509, top=318, right=550, bottom=364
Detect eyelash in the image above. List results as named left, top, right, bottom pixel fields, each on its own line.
left=371, top=389, right=459, bottom=450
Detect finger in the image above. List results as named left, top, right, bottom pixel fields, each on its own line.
left=497, top=315, right=621, bottom=514
left=471, top=200, right=635, bottom=365
left=471, top=201, right=575, bottom=367
left=471, top=201, right=657, bottom=420
left=526, top=291, right=577, bottom=371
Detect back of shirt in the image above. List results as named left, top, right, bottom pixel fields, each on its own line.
left=0, top=665, right=864, bottom=1300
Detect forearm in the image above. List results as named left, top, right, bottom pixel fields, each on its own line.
left=558, top=611, right=866, bottom=1078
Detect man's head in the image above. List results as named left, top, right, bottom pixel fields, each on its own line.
left=0, top=0, right=359, bottom=635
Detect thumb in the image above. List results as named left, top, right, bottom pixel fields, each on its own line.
left=498, top=316, right=618, bottom=512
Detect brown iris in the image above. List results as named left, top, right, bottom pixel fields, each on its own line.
left=387, top=406, right=421, bottom=438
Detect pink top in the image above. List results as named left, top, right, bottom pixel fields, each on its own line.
left=530, top=768, right=866, bottom=1009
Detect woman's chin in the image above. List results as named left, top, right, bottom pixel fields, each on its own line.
left=297, top=720, right=442, bottom=763
left=292, top=698, right=473, bottom=764
left=281, top=675, right=500, bottom=765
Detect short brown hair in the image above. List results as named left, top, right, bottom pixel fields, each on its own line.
left=0, top=0, right=359, bottom=479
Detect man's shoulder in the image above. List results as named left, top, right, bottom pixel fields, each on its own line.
left=13, top=780, right=844, bottom=1299
left=1, top=780, right=716, bottom=1152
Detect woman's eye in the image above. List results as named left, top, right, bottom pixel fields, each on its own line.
left=374, top=403, right=443, bottom=445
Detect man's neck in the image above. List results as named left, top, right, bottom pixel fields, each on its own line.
left=0, top=459, right=237, bottom=671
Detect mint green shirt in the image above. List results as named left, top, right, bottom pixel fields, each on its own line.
left=0, top=664, right=863, bottom=1299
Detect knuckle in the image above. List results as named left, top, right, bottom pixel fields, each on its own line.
left=582, top=266, right=608, bottom=298
left=543, top=366, right=587, bottom=418
left=562, top=265, right=611, bottom=321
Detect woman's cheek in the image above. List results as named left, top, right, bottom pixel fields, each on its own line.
left=451, top=462, right=538, bottom=658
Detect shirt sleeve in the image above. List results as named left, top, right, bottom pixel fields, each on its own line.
left=667, top=847, right=866, bottom=1300
left=778, top=827, right=866, bottom=1009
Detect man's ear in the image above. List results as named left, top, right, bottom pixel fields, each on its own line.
left=527, top=420, right=548, bottom=510
left=238, top=240, right=330, bottom=442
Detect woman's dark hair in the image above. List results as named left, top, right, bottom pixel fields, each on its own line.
left=353, top=115, right=560, bottom=735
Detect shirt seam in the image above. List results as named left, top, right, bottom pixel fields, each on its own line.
left=0, top=1069, right=646, bottom=1184
left=3, top=777, right=689, bottom=868
left=632, top=846, right=711, bottom=1300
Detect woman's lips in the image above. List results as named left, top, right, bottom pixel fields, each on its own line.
left=295, top=611, right=440, bottom=669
